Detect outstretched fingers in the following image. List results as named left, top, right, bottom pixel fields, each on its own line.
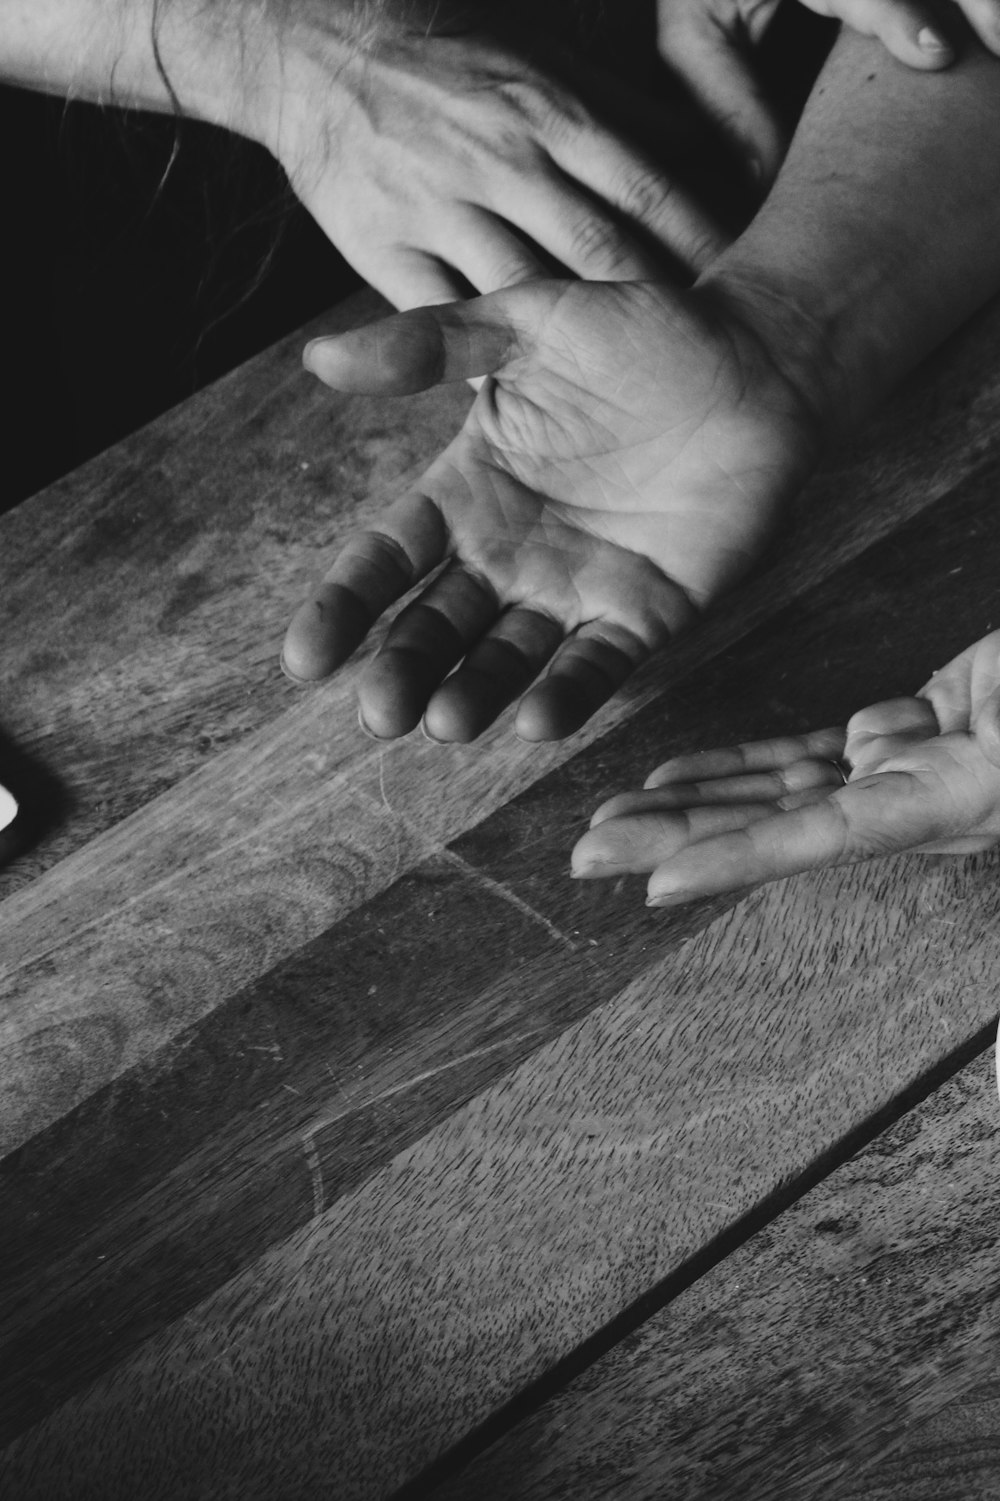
left=281, top=493, right=449, bottom=684
left=422, top=608, right=564, bottom=743
left=641, top=727, right=848, bottom=792
left=514, top=622, right=651, bottom=742
left=641, top=770, right=945, bottom=906
left=358, top=565, right=501, bottom=738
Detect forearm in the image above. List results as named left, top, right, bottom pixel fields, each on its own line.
left=702, top=26, right=1000, bottom=438
left=0, top=0, right=378, bottom=140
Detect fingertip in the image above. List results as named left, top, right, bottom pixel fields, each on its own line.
left=360, top=647, right=447, bottom=740
left=645, top=873, right=688, bottom=909
left=281, top=582, right=372, bottom=683
left=281, top=603, right=338, bottom=684
left=915, top=25, right=955, bottom=62
left=421, top=693, right=478, bottom=745
left=302, top=313, right=447, bottom=396
left=514, top=685, right=580, bottom=742
left=589, top=795, right=629, bottom=829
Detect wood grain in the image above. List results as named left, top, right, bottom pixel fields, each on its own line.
left=5, top=284, right=1000, bottom=1500
left=0, top=290, right=471, bottom=899
left=6, top=453, right=1000, bottom=1448
left=3, top=840, right=999, bottom=1497
left=7, top=384, right=1000, bottom=1460
left=6, top=297, right=1000, bottom=1163
left=420, top=1045, right=1000, bottom=1501
left=852, top=1373, right=1000, bottom=1500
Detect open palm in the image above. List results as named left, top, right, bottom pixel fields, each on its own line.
left=284, top=279, right=821, bottom=740
left=572, top=631, right=1000, bottom=903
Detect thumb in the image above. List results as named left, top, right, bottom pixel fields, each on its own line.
left=658, top=10, right=786, bottom=183
left=302, top=287, right=549, bottom=396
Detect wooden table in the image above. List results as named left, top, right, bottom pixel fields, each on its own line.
left=3, top=288, right=1000, bottom=1500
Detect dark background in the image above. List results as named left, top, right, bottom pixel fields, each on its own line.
left=1, top=3, right=831, bottom=517
left=2, top=84, right=360, bottom=514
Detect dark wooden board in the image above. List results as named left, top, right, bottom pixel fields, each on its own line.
left=421, top=1043, right=1000, bottom=1501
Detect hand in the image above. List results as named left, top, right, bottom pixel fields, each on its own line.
left=264, top=17, right=727, bottom=309
left=656, top=0, right=1000, bottom=186
left=571, top=631, right=1000, bottom=902
left=283, top=277, right=824, bottom=742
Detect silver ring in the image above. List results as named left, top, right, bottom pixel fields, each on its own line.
left=830, top=757, right=851, bottom=786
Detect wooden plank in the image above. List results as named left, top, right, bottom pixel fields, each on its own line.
left=5, top=456, right=1000, bottom=1448
left=5, top=288, right=1000, bottom=1498
left=417, top=1044, right=1000, bottom=1501
left=2, top=285, right=1000, bottom=907
left=2, top=849, right=998, bottom=1499
left=851, top=1374, right=1000, bottom=1500
left=0, top=290, right=472, bottom=899
left=6, top=342, right=1000, bottom=1162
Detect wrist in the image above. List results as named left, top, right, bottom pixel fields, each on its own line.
left=3, top=0, right=262, bottom=128
left=696, top=258, right=867, bottom=450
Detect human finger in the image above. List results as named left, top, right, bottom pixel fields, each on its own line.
left=644, top=770, right=934, bottom=905
left=422, top=607, right=564, bottom=743
left=843, top=695, right=939, bottom=774
left=302, top=284, right=553, bottom=395
left=956, top=0, right=1000, bottom=57
left=571, top=801, right=776, bottom=878
left=514, top=622, right=648, bottom=742
left=656, top=7, right=786, bottom=184
left=642, top=728, right=847, bottom=789
left=281, top=492, right=449, bottom=683
left=806, top=0, right=956, bottom=67
left=363, top=248, right=469, bottom=311
left=541, top=130, right=729, bottom=275
left=357, top=564, right=500, bottom=739
left=589, top=755, right=843, bottom=829
left=442, top=208, right=550, bottom=294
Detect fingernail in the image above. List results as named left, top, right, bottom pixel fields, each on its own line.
left=302, top=339, right=336, bottom=381
left=570, top=857, right=624, bottom=879
left=279, top=651, right=311, bottom=685
left=419, top=718, right=444, bottom=745
left=357, top=706, right=384, bottom=741
left=646, top=884, right=684, bottom=908
left=918, top=27, right=952, bottom=53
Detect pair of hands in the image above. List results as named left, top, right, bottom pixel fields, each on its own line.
left=285, top=278, right=1000, bottom=902
left=274, top=3, right=1000, bottom=900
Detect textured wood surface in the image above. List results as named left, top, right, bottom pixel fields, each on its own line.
left=3, top=289, right=1000, bottom=1499
left=424, top=1042, right=1000, bottom=1500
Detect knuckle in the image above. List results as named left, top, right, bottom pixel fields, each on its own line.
left=566, top=215, right=633, bottom=274
left=485, top=253, right=536, bottom=290
left=496, top=75, right=577, bottom=137
left=615, top=167, right=676, bottom=227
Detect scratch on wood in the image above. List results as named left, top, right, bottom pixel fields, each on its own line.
left=377, top=751, right=393, bottom=813
left=368, top=1034, right=540, bottom=1108
left=308, top=1033, right=539, bottom=1131
left=441, top=849, right=579, bottom=953
left=301, top=1130, right=325, bottom=1217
